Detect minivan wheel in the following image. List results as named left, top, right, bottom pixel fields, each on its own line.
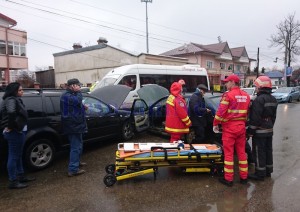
left=288, top=96, right=292, bottom=103
left=25, top=139, right=55, bottom=171
left=121, top=121, right=134, bottom=141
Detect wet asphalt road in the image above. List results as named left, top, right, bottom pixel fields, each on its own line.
left=1, top=102, right=300, bottom=211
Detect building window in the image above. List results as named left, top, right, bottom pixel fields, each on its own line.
left=20, top=44, right=26, bottom=56
left=220, top=63, right=226, bottom=70
left=8, top=42, right=13, bottom=55
left=235, top=64, right=241, bottom=71
left=6, top=42, right=26, bottom=57
left=228, top=64, right=233, bottom=70
left=206, top=61, right=213, bottom=69
left=243, top=66, right=248, bottom=72
left=0, top=40, right=6, bottom=54
left=14, top=42, right=20, bottom=56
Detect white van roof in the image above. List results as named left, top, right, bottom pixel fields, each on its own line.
left=109, top=64, right=207, bottom=75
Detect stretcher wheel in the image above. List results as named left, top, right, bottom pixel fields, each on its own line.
left=105, top=164, right=116, bottom=174
left=104, top=174, right=117, bottom=187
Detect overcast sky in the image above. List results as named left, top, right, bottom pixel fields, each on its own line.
left=1, top=0, right=300, bottom=71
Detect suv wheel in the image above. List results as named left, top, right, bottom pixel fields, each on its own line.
left=25, top=139, right=55, bottom=171
left=122, top=121, right=134, bottom=140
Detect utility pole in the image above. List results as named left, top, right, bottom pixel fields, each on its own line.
left=256, top=47, right=259, bottom=78
left=141, top=0, right=152, bottom=53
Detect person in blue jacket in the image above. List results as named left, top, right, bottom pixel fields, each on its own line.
left=188, top=84, right=211, bottom=143
left=60, top=78, right=87, bottom=177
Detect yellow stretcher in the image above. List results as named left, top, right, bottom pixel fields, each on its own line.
left=103, top=142, right=224, bottom=187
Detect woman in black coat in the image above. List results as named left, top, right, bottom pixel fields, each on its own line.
left=1, top=82, right=35, bottom=189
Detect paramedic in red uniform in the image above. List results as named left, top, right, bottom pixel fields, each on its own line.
left=165, top=82, right=191, bottom=143
left=248, top=76, right=278, bottom=181
left=213, top=74, right=250, bottom=186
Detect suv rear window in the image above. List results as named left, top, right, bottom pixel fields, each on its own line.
left=22, top=97, right=44, bottom=117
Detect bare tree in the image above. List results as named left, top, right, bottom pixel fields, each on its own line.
left=17, top=71, right=35, bottom=88
left=270, top=13, right=300, bottom=67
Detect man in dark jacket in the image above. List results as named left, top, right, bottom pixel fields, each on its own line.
left=188, top=84, right=210, bottom=143
left=60, top=78, right=87, bottom=177
left=248, top=76, right=278, bottom=181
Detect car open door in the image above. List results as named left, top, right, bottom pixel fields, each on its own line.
left=131, top=99, right=149, bottom=132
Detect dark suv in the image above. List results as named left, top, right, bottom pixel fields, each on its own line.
left=0, top=89, right=140, bottom=171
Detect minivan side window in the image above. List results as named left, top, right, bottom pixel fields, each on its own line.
left=118, top=75, right=136, bottom=90
left=140, top=74, right=167, bottom=88
left=140, top=74, right=208, bottom=93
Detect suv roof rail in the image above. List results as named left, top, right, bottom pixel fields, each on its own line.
left=23, top=88, right=64, bottom=94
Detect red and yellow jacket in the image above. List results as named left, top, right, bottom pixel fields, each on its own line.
left=213, top=87, right=250, bottom=126
left=165, top=82, right=191, bottom=134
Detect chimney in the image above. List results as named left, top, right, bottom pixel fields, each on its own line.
left=72, top=43, right=82, bottom=49
left=97, top=37, right=108, bottom=45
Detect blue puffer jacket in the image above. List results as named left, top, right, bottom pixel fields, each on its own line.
left=60, top=89, right=87, bottom=134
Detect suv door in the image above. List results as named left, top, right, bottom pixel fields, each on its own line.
left=83, top=96, right=121, bottom=141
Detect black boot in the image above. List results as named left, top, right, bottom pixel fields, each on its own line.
left=218, top=177, right=233, bottom=187
left=248, top=173, right=264, bottom=181
left=18, top=174, right=36, bottom=183
left=9, top=180, right=28, bottom=189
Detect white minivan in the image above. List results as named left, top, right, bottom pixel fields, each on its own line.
left=93, top=64, right=210, bottom=108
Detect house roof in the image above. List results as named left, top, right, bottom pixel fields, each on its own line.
left=231, top=47, right=244, bottom=57
left=160, top=43, right=204, bottom=56
left=264, top=71, right=283, bottom=78
left=53, top=43, right=139, bottom=57
left=0, top=13, right=17, bottom=26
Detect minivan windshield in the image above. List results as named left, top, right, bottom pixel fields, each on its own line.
left=94, top=76, right=120, bottom=90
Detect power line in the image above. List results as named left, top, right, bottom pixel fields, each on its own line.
left=0, top=4, right=178, bottom=51
left=5, top=0, right=185, bottom=45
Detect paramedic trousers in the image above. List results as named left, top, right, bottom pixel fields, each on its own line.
left=222, top=122, right=248, bottom=181
left=252, top=136, right=273, bottom=177
left=170, top=133, right=183, bottom=143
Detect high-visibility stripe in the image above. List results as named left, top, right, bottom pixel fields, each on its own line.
left=239, top=167, right=248, bottom=172
left=224, top=168, right=234, bottom=173
left=182, top=116, right=189, bottom=122
left=166, top=101, right=174, bottom=106
left=239, top=160, right=248, bottom=165
left=185, top=120, right=191, bottom=126
left=266, top=164, right=273, bottom=168
left=215, top=115, right=224, bottom=121
left=249, top=125, right=257, bottom=129
left=227, top=109, right=247, bottom=113
left=231, top=117, right=247, bottom=121
left=165, top=127, right=189, bottom=133
left=221, top=100, right=229, bottom=105
left=224, top=161, right=234, bottom=165
left=256, top=167, right=266, bottom=171
left=256, top=129, right=273, bottom=133
left=265, top=103, right=278, bottom=107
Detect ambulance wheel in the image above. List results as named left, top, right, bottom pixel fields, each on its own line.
left=105, top=164, right=116, bottom=174
left=104, top=174, right=117, bottom=187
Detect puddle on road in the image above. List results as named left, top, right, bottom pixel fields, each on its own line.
left=204, top=182, right=256, bottom=212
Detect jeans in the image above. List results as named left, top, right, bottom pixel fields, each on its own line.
left=68, top=133, right=83, bottom=173
left=3, top=130, right=25, bottom=181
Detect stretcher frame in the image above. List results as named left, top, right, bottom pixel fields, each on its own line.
left=104, top=143, right=224, bottom=187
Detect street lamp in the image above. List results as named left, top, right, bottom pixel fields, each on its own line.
left=141, top=0, right=152, bottom=53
